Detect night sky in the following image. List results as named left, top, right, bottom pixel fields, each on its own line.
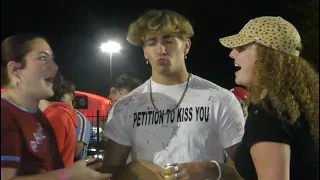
left=1, top=0, right=301, bottom=97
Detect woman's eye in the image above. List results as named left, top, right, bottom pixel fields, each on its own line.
left=39, top=56, right=47, bottom=60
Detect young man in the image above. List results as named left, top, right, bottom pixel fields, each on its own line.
left=105, top=74, right=141, bottom=163
left=38, top=73, right=78, bottom=167
left=102, top=10, right=245, bottom=180
left=59, top=80, right=92, bottom=161
left=108, top=74, right=142, bottom=109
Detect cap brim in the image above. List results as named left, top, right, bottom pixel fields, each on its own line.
left=219, top=33, right=254, bottom=49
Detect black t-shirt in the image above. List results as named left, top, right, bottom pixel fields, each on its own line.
left=235, top=102, right=319, bottom=180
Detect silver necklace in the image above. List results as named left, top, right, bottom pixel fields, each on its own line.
left=149, top=74, right=191, bottom=115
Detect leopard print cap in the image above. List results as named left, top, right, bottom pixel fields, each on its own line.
left=219, top=16, right=301, bottom=56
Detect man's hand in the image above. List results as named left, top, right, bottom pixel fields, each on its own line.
left=162, top=162, right=216, bottom=180
left=130, top=159, right=163, bottom=180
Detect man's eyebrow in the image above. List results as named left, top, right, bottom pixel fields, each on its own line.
left=145, top=37, right=157, bottom=41
left=162, top=35, right=174, bottom=39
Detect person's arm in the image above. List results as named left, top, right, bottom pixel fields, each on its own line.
left=251, top=142, right=290, bottom=180
left=102, top=102, right=162, bottom=180
left=102, top=139, right=133, bottom=179
left=217, top=92, right=245, bottom=161
left=74, top=141, right=84, bottom=157
left=102, top=142, right=163, bottom=180
left=224, top=143, right=239, bottom=161
left=2, top=158, right=113, bottom=180
left=2, top=168, right=61, bottom=180
left=210, top=92, right=245, bottom=178
left=101, top=102, right=134, bottom=179
left=245, top=106, right=292, bottom=180
left=74, top=112, right=86, bottom=157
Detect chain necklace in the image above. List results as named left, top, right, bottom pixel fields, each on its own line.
left=149, top=73, right=191, bottom=116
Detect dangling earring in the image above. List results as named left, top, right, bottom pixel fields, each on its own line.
left=14, top=81, right=19, bottom=88
left=146, top=60, right=149, bottom=64
left=184, top=54, right=188, bottom=59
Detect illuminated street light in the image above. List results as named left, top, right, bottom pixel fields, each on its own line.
left=100, top=41, right=121, bottom=80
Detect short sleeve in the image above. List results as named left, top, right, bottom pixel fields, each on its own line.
left=75, top=115, right=83, bottom=141
left=217, top=93, right=245, bottom=148
left=83, top=120, right=91, bottom=145
left=75, top=113, right=89, bottom=143
left=104, top=103, right=131, bottom=146
left=245, top=109, right=290, bottom=147
left=1, top=111, right=22, bottom=169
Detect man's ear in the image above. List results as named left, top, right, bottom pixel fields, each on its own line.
left=143, top=46, right=148, bottom=60
left=184, top=39, right=192, bottom=55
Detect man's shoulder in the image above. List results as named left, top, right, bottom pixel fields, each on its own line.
left=191, top=75, right=234, bottom=97
left=116, top=81, right=148, bottom=105
left=74, top=109, right=86, bottom=119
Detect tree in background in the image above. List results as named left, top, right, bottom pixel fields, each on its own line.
left=289, top=0, right=319, bottom=72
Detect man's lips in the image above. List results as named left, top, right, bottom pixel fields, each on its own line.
left=157, top=58, right=168, bottom=65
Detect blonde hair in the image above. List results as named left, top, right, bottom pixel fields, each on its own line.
left=249, top=44, right=319, bottom=141
left=127, top=9, right=194, bottom=46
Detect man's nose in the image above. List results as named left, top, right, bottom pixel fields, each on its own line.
left=158, top=43, right=167, bottom=55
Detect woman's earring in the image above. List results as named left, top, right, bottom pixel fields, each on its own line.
left=184, top=54, right=188, bottom=59
left=146, top=60, right=149, bottom=64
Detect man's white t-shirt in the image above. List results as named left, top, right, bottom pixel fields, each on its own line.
left=104, top=75, right=245, bottom=167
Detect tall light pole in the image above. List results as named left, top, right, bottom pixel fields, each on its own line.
left=100, top=41, right=121, bottom=81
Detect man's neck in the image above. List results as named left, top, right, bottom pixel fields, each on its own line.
left=2, top=89, right=40, bottom=109
left=151, top=69, right=190, bottom=85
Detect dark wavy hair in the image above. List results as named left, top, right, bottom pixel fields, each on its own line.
left=248, top=44, right=319, bottom=141
left=46, top=72, right=75, bottom=102
left=113, top=74, right=142, bottom=92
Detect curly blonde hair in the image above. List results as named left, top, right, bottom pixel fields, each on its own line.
left=127, top=9, right=194, bottom=46
left=248, top=44, right=319, bottom=141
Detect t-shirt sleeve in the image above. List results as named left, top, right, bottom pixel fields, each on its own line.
left=75, top=113, right=89, bottom=144
left=75, top=115, right=83, bottom=142
left=245, top=110, right=290, bottom=147
left=104, top=103, right=131, bottom=146
left=1, top=111, right=22, bottom=169
left=84, top=120, right=91, bottom=145
left=217, top=92, right=245, bottom=149
left=76, top=114, right=91, bottom=145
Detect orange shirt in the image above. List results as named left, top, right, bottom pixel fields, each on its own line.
left=43, top=102, right=78, bottom=167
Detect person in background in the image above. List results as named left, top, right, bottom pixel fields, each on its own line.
left=230, top=87, right=248, bottom=118
left=102, top=9, right=245, bottom=180
left=220, top=16, right=319, bottom=180
left=38, top=72, right=78, bottom=167
left=106, top=74, right=142, bottom=163
left=108, top=74, right=142, bottom=109
left=59, top=80, right=92, bottom=161
left=74, top=106, right=92, bottom=161
left=1, top=33, right=111, bottom=180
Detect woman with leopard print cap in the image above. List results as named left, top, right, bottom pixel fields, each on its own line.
left=220, top=16, right=319, bottom=180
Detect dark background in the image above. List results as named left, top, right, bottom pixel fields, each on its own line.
left=1, top=0, right=318, bottom=97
